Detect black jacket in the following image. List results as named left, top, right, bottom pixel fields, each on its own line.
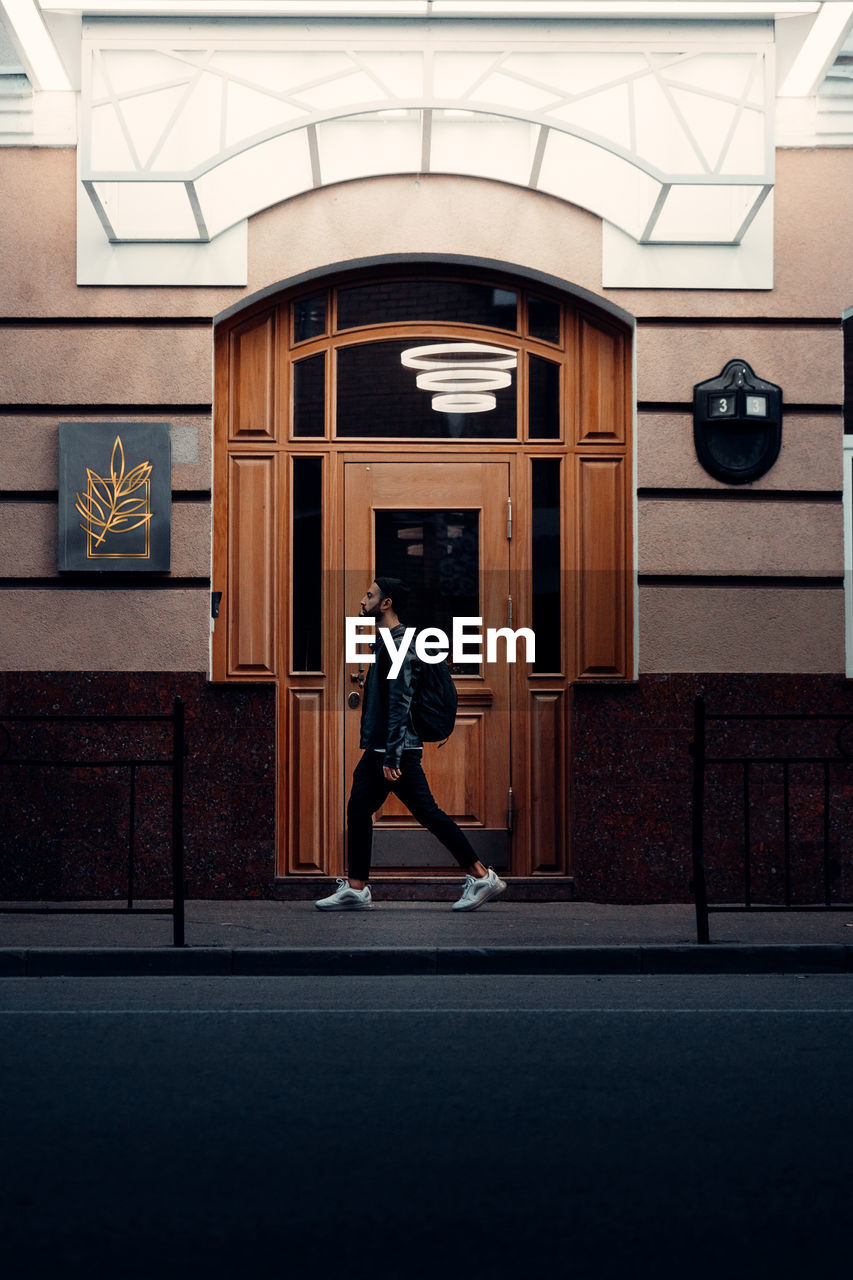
left=359, top=623, right=423, bottom=769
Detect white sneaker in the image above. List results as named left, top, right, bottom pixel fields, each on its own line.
left=451, top=867, right=507, bottom=912
left=315, top=878, right=373, bottom=910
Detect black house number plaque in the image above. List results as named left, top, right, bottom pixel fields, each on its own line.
left=58, top=422, right=171, bottom=572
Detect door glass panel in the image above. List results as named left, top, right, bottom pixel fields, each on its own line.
left=292, top=457, right=322, bottom=671
left=293, top=292, right=327, bottom=344
left=528, top=295, right=561, bottom=345
left=293, top=352, right=325, bottom=437
left=337, top=280, right=517, bottom=331
left=336, top=340, right=517, bottom=439
left=374, top=509, right=480, bottom=675
left=528, top=354, right=561, bottom=439
left=531, top=459, right=561, bottom=673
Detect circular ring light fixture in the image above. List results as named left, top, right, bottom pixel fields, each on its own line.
left=401, top=342, right=518, bottom=413
left=431, top=393, right=499, bottom=414
left=415, top=368, right=513, bottom=392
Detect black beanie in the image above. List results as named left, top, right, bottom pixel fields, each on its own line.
left=373, top=576, right=410, bottom=615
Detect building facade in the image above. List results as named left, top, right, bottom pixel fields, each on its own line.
left=2, top=0, right=852, bottom=903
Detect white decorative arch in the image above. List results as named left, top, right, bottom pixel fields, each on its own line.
left=81, top=18, right=774, bottom=248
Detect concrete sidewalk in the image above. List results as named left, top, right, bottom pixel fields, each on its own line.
left=2, top=898, right=853, bottom=975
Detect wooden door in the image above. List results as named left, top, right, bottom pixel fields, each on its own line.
left=212, top=270, right=635, bottom=883
left=343, top=457, right=512, bottom=869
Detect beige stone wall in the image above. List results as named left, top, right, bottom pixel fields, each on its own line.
left=639, top=501, right=841, bottom=578
left=3, top=412, right=211, bottom=493
left=0, top=502, right=210, bottom=578
left=1, top=588, right=210, bottom=671
left=0, top=327, right=212, bottom=405
left=640, top=588, right=844, bottom=674
left=636, top=327, right=842, bottom=406
left=637, top=413, right=838, bottom=492
left=0, top=145, right=847, bottom=673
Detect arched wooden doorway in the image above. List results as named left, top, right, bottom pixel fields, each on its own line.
left=213, top=266, right=633, bottom=882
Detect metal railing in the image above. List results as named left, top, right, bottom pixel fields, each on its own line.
left=0, top=697, right=185, bottom=946
left=690, top=694, right=853, bottom=944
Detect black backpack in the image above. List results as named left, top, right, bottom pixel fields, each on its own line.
left=412, top=658, right=458, bottom=743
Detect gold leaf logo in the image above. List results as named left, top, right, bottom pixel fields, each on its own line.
left=75, top=436, right=153, bottom=552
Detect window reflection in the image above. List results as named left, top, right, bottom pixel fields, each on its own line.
left=337, top=280, right=517, bottom=331
left=292, top=457, right=322, bottom=671
left=531, top=460, right=561, bottom=673
left=336, top=340, right=517, bottom=439
left=529, top=355, right=560, bottom=439
left=293, top=293, right=327, bottom=344
left=293, top=353, right=325, bottom=437
left=375, top=508, right=480, bottom=675
left=528, top=296, right=561, bottom=345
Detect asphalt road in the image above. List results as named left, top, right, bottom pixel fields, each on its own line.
left=2, top=974, right=852, bottom=1280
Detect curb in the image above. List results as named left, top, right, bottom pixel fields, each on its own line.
left=2, top=944, right=852, bottom=977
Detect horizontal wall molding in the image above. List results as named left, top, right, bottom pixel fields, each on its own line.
left=0, top=577, right=210, bottom=591
left=0, top=491, right=211, bottom=503
left=638, top=402, right=843, bottom=415
left=0, top=491, right=56, bottom=504
left=0, top=317, right=214, bottom=329
left=636, top=317, right=843, bottom=329
left=638, top=488, right=843, bottom=503
left=0, top=404, right=212, bottom=415
left=639, top=575, right=843, bottom=589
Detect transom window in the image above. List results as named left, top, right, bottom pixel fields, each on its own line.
left=288, top=273, right=565, bottom=442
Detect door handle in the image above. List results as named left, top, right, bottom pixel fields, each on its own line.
left=347, top=691, right=361, bottom=709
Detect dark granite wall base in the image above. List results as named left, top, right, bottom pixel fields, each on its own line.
left=0, top=673, right=276, bottom=901
left=571, top=674, right=853, bottom=904
left=3, top=672, right=853, bottom=904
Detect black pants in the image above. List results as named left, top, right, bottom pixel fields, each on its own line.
left=347, top=750, right=478, bottom=883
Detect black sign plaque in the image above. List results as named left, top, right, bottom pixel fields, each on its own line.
left=58, top=422, right=171, bottom=572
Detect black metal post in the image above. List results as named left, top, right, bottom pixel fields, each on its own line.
left=691, top=695, right=710, bottom=944
left=823, top=761, right=832, bottom=907
left=743, top=761, right=751, bottom=909
left=171, top=696, right=185, bottom=947
left=783, top=761, right=792, bottom=907
left=127, top=764, right=136, bottom=910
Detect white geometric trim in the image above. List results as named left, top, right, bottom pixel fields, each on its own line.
left=3, top=0, right=72, bottom=91
left=80, top=21, right=775, bottom=246
left=778, top=1, right=853, bottom=97
left=601, top=193, right=773, bottom=289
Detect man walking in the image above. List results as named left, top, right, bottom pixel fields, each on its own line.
left=316, top=576, right=506, bottom=912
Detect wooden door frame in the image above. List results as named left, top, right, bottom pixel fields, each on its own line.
left=339, top=451, right=515, bottom=870
left=280, top=440, right=578, bottom=879
left=211, top=266, right=634, bottom=882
